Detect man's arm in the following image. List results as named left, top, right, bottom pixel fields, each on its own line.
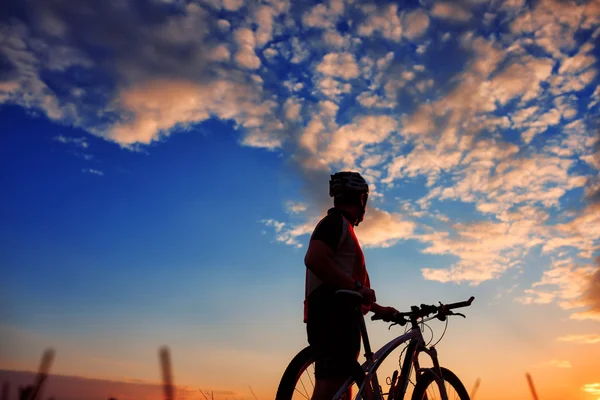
left=370, top=303, right=399, bottom=318
left=305, top=239, right=377, bottom=304
left=304, top=239, right=356, bottom=290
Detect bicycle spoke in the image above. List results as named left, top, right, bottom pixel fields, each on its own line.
left=293, top=386, right=310, bottom=400
left=298, top=375, right=310, bottom=399
left=417, top=377, right=464, bottom=400
left=308, top=364, right=315, bottom=390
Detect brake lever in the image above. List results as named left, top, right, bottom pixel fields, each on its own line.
left=450, top=312, right=466, bottom=318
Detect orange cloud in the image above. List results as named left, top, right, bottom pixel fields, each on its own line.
left=108, top=79, right=284, bottom=148
left=557, top=334, right=600, bottom=344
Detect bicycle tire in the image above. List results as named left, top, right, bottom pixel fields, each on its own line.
left=275, top=346, right=315, bottom=400
left=410, top=367, right=470, bottom=400
left=275, top=346, right=365, bottom=400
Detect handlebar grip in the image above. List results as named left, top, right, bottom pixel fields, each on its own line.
left=371, top=312, right=407, bottom=325
left=446, top=296, right=475, bottom=309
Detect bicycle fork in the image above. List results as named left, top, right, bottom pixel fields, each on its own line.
left=358, top=316, right=384, bottom=400
left=414, top=345, right=450, bottom=400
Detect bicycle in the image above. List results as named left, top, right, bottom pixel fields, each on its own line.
left=276, top=291, right=475, bottom=400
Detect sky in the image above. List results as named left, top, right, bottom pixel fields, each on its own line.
left=0, top=0, right=599, bottom=399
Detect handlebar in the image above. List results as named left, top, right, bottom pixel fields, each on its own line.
left=371, top=296, right=475, bottom=325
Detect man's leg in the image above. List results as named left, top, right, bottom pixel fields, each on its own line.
left=311, top=375, right=376, bottom=400
left=311, top=378, right=349, bottom=400
left=307, top=287, right=359, bottom=400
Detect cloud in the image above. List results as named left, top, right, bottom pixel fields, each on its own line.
left=355, top=207, right=416, bottom=248
left=316, top=52, right=360, bottom=80
left=286, top=201, right=307, bottom=214
left=582, top=383, right=600, bottom=396
left=54, top=135, right=89, bottom=148
left=209, top=45, right=231, bottom=62
left=283, top=96, right=302, bottom=121
left=262, top=218, right=315, bottom=248
left=358, top=4, right=403, bottom=41
left=403, top=9, right=430, bottom=40
left=510, top=0, right=600, bottom=59
left=302, top=0, right=344, bottom=30
left=430, top=2, right=473, bottom=22
left=223, top=0, right=244, bottom=12
left=82, top=168, right=104, bottom=176
left=570, top=256, right=600, bottom=321
left=234, top=28, right=261, bottom=69
left=323, top=115, right=397, bottom=166
left=107, top=79, right=284, bottom=148
left=557, top=334, right=600, bottom=344
left=548, top=359, right=572, bottom=368
left=418, top=217, right=542, bottom=285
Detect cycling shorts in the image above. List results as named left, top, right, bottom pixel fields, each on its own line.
left=306, top=285, right=362, bottom=380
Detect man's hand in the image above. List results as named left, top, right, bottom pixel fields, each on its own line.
left=358, top=286, right=376, bottom=305
left=372, top=305, right=399, bottom=322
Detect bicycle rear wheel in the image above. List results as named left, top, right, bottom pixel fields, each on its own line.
left=410, top=367, right=469, bottom=400
left=275, top=347, right=316, bottom=400
left=275, top=346, right=361, bottom=400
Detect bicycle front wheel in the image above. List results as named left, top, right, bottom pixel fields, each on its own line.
left=275, top=346, right=316, bottom=400
left=410, top=367, right=470, bottom=400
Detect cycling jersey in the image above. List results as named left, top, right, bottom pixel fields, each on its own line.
left=304, top=207, right=371, bottom=323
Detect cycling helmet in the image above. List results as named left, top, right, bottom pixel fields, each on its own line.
left=329, top=171, right=369, bottom=226
left=329, top=171, right=369, bottom=197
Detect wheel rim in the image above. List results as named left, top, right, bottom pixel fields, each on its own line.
left=290, top=359, right=359, bottom=400
left=421, top=380, right=462, bottom=400
left=292, top=359, right=315, bottom=400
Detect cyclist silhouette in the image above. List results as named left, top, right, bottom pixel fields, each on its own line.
left=304, top=171, right=398, bottom=400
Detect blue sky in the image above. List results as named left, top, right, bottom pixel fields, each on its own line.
left=1, top=0, right=600, bottom=399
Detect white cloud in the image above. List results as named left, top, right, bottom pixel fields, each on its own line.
left=286, top=202, right=307, bottom=214
left=82, top=168, right=104, bottom=176
left=548, top=360, right=572, bottom=368
left=582, top=383, right=600, bottom=397
left=53, top=135, right=89, bottom=149
left=262, top=47, right=278, bottom=60
left=254, top=5, right=277, bottom=47
left=430, top=2, right=473, bottom=22
left=222, top=0, right=244, bottom=11
left=108, top=79, right=284, bottom=149
left=302, top=0, right=344, bottom=30
left=320, top=30, right=342, bottom=49
left=557, top=334, right=600, bottom=344
left=403, top=9, right=430, bottom=39
left=315, top=76, right=352, bottom=99
left=283, top=97, right=302, bottom=121
left=316, top=52, right=360, bottom=80
left=358, top=4, right=403, bottom=41
left=234, top=28, right=261, bottom=69
left=217, top=19, right=231, bottom=31
left=262, top=218, right=316, bottom=248
left=289, top=37, right=310, bottom=64
left=323, top=115, right=397, bottom=167
left=209, top=45, right=231, bottom=62
left=0, top=20, right=87, bottom=122
left=355, top=207, right=416, bottom=248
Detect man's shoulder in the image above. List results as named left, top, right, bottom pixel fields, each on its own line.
left=315, top=208, right=344, bottom=229
left=311, top=209, right=346, bottom=250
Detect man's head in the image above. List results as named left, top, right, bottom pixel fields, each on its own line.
left=329, top=171, right=369, bottom=226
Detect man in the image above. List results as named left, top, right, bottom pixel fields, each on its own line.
left=304, top=171, right=398, bottom=400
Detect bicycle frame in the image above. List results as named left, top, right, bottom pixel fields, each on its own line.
left=332, top=312, right=450, bottom=400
